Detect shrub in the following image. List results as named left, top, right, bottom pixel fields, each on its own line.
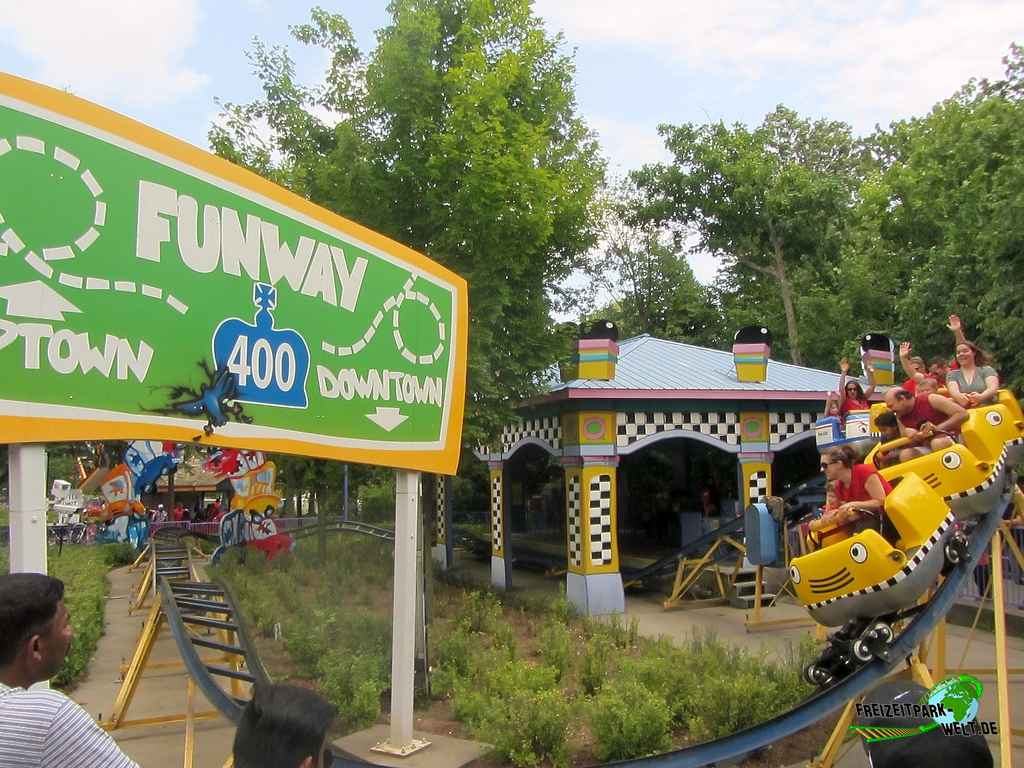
left=457, top=590, right=504, bottom=634
left=48, top=546, right=109, bottom=688
left=101, top=542, right=137, bottom=567
left=487, top=687, right=570, bottom=768
left=590, top=680, right=672, bottom=762
left=318, top=650, right=387, bottom=729
left=580, top=635, right=616, bottom=694
left=537, top=619, right=572, bottom=679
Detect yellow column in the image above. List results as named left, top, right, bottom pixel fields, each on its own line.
left=560, top=409, right=624, bottom=614
left=738, top=410, right=772, bottom=507
left=489, top=462, right=510, bottom=590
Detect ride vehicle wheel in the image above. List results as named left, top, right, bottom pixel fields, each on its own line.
left=805, top=663, right=834, bottom=688
left=871, top=621, right=894, bottom=644
left=852, top=638, right=874, bottom=663
left=944, top=533, right=969, bottom=566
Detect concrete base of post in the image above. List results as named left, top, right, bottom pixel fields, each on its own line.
left=567, top=572, right=625, bottom=616
left=431, top=543, right=448, bottom=569
left=490, top=555, right=509, bottom=590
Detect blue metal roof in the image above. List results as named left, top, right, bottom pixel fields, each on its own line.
left=547, top=334, right=846, bottom=395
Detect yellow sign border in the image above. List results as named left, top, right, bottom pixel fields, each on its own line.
left=0, top=73, right=468, bottom=475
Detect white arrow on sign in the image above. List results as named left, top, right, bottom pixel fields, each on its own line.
left=366, top=406, right=409, bottom=432
left=0, top=280, right=81, bottom=321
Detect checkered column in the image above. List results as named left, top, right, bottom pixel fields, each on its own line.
left=580, top=464, right=619, bottom=574
left=435, top=478, right=447, bottom=546
left=738, top=456, right=773, bottom=508
left=489, top=466, right=504, bottom=556
left=565, top=470, right=583, bottom=571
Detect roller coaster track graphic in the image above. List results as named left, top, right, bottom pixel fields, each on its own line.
left=609, top=489, right=1011, bottom=768
left=320, top=275, right=446, bottom=365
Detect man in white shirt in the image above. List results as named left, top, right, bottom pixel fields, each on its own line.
left=0, top=573, right=139, bottom=768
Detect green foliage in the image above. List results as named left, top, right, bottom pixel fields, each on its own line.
left=633, top=105, right=860, bottom=366
left=211, top=0, right=605, bottom=447
left=579, top=634, right=615, bottom=694
left=357, top=481, right=395, bottom=523
left=47, top=546, right=110, bottom=688
left=590, top=679, right=672, bottom=762
left=101, top=542, right=137, bottom=567
left=457, top=590, right=505, bottom=635
left=318, top=650, right=388, bottom=729
left=450, top=658, right=567, bottom=768
left=536, top=618, right=572, bottom=679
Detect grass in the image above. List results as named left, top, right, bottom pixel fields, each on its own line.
left=0, top=543, right=115, bottom=689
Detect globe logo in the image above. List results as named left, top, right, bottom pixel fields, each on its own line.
left=925, top=675, right=982, bottom=727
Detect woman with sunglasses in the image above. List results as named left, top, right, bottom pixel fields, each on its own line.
left=837, top=357, right=876, bottom=423
left=807, top=445, right=892, bottom=549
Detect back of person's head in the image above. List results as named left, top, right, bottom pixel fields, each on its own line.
left=0, top=574, right=64, bottom=667
left=875, top=410, right=897, bottom=430
left=233, top=683, right=337, bottom=768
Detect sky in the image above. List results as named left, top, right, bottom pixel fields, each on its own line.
left=1, top=1, right=1021, bottom=285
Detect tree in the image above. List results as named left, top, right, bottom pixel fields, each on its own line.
left=588, top=182, right=722, bottom=344
left=858, top=46, right=1024, bottom=388
left=210, top=1, right=605, bottom=447
left=632, top=106, right=860, bottom=365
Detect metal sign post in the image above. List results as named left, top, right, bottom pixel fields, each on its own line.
left=373, top=470, right=430, bottom=756
left=8, top=444, right=47, bottom=574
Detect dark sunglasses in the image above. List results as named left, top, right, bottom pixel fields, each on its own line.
left=820, top=460, right=838, bottom=470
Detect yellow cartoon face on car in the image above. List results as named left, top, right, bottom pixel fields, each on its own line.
left=960, top=403, right=1023, bottom=465
left=880, top=444, right=990, bottom=501
left=791, top=530, right=903, bottom=605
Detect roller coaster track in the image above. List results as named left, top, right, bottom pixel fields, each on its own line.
left=288, top=519, right=396, bottom=543
left=612, top=489, right=1011, bottom=767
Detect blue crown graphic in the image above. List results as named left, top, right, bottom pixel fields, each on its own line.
left=212, top=283, right=310, bottom=408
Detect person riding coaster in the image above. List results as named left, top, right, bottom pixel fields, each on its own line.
left=793, top=389, right=1024, bottom=689
left=866, top=394, right=1024, bottom=520
left=793, top=474, right=963, bottom=687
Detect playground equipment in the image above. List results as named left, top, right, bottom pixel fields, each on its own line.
left=791, top=391, right=1023, bottom=690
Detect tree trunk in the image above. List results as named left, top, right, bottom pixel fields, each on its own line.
left=771, top=239, right=803, bottom=366
left=168, top=469, right=176, bottom=510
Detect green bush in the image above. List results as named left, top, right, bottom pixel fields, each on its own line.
left=537, top=619, right=572, bottom=680
left=101, top=542, right=137, bottom=567
left=318, top=650, right=387, bottom=729
left=457, top=590, right=505, bottom=634
left=49, top=546, right=109, bottom=688
left=358, top=482, right=395, bottom=523
left=580, top=634, right=616, bottom=694
left=590, top=680, right=672, bottom=762
left=487, top=687, right=570, bottom=768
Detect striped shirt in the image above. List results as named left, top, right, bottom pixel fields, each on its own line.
left=0, top=683, right=139, bottom=768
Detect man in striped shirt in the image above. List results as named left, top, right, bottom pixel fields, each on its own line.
left=0, top=573, right=138, bottom=768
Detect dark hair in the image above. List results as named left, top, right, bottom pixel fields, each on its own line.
left=844, top=381, right=866, bottom=400
left=822, top=445, right=857, bottom=468
left=233, top=683, right=337, bottom=768
left=875, top=410, right=898, bottom=429
left=928, top=356, right=948, bottom=368
left=0, top=574, right=65, bottom=666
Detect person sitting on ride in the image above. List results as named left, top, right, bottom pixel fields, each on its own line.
left=807, top=446, right=892, bottom=548
left=897, top=342, right=927, bottom=394
left=928, top=357, right=949, bottom=386
left=884, top=386, right=968, bottom=463
left=916, top=375, right=940, bottom=396
left=873, top=411, right=902, bottom=468
left=945, top=341, right=999, bottom=408
left=823, top=391, right=841, bottom=419
left=837, top=358, right=875, bottom=422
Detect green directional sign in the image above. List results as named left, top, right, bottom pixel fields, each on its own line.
left=0, top=73, right=467, bottom=474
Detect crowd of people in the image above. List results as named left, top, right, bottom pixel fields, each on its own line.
left=809, top=314, right=1011, bottom=547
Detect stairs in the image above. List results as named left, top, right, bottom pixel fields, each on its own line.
left=729, top=566, right=775, bottom=609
